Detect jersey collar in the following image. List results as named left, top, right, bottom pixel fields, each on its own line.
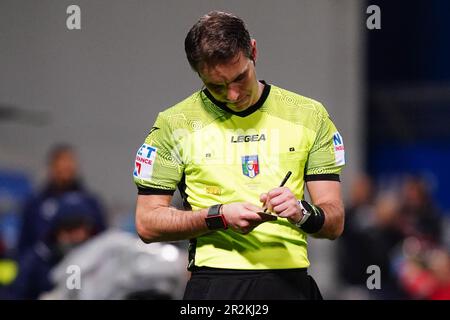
left=203, top=80, right=271, bottom=117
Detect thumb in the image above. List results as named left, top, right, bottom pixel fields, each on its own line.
left=245, top=203, right=265, bottom=213
left=260, top=193, right=268, bottom=203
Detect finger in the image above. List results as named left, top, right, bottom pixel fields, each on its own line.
left=245, top=211, right=268, bottom=223
left=263, top=200, right=273, bottom=213
left=245, top=203, right=266, bottom=213
left=235, top=221, right=255, bottom=234
left=272, top=202, right=289, bottom=214
left=269, top=186, right=295, bottom=197
left=259, top=195, right=270, bottom=212
left=267, top=187, right=284, bottom=199
left=275, top=202, right=300, bottom=219
left=269, top=193, right=290, bottom=208
left=259, top=193, right=268, bottom=203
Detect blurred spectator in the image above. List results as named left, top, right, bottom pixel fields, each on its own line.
left=3, top=193, right=100, bottom=299
left=337, top=173, right=448, bottom=300
left=337, top=175, right=406, bottom=299
left=0, top=237, right=18, bottom=296
left=337, top=174, right=377, bottom=287
left=398, top=176, right=443, bottom=243
left=393, top=237, right=450, bottom=300
left=365, top=193, right=405, bottom=298
left=17, top=144, right=107, bottom=256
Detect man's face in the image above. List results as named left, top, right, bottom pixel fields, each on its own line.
left=55, top=223, right=93, bottom=256
left=198, top=43, right=260, bottom=112
left=57, top=225, right=92, bottom=246
left=49, top=150, right=79, bottom=188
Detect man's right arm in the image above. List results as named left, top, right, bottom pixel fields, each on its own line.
left=135, top=194, right=270, bottom=243
left=135, top=194, right=211, bottom=243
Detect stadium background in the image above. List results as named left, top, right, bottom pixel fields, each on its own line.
left=0, top=0, right=449, bottom=299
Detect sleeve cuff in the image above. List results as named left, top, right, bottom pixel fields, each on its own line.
left=305, top=174, right=340, bottom=182
left=137, top=187, right=176, bottom=195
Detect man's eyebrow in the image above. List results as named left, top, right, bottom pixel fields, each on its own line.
left=229, top=67, right=248, bottom=83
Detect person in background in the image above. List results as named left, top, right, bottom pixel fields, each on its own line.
left=4, top=193, right=99, bottom=299
left=0, top=237, right=18, bottom=297
left=337, top=175, right=406, bottom=299
left=398, top=176, right=443, bottom=243
left=394, top=238, right=450, bottom=300
left=17, top=144, right=107, bottom=256
left=337, top=174, right=376, bottom=289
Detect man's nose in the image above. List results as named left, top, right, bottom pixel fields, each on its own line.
left=226, top=85, right=240, bottom=102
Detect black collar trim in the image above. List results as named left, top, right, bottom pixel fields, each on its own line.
left=203, top=81, right=271, bottom=117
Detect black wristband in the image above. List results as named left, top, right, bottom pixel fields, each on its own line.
left=299, top=200, right=325, bottom=234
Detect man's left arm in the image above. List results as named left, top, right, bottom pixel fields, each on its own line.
left=305, top=180, right=344, bottom=240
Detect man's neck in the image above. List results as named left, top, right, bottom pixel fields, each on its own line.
left=254, top=81, right=265, bottom=105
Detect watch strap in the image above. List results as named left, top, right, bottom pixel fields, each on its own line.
left=206, top=204, right=227, bottom=230
left=207, top=204, right=223, bottom=217
left=295, top=200, right=311, bottom=227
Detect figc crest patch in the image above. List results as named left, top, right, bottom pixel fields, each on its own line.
left=242, top=155, right=259, bottom=178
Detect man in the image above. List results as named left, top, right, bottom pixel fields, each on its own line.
left=134, top=11, right=345, bottom=300
left=6, top=193, right=98, bottom=299
left=18, top=144, right=107, bottom=256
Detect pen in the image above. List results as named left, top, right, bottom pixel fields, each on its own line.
left=278, top=171, right=292, bottom=188
left=263, top=171, right=292, bottom=212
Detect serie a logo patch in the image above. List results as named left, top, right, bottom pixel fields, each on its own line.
left=332, top=132, right=345, bottom=166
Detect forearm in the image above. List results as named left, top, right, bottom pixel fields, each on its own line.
left=136, top=204, right=210, bottom=243
left=311, top=200, right=344, bottom=240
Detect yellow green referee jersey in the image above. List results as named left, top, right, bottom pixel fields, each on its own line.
left=133, top=82, right=345, bottom=270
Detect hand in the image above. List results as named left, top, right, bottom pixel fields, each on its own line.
left=260, top=187, right=303, bottom=224
left=221, top=202, right=273, bottom=234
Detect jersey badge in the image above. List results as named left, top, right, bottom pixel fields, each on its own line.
left=134, top=144, right=158, bottom=179
left=332, top=132, right=345, bottom=165
left=242, top=155, right=260, bottom=178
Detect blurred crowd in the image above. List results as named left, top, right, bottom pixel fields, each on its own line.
left=336, top=174, right=450, bottom=300
left=0, top=144, right=187, bottom=300
left=0, top=144, right=449, bottom=300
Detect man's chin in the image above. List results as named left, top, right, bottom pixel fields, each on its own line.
left=227, top=100, right=250, bottom=112
left=227, top=105, right=246, bottom=112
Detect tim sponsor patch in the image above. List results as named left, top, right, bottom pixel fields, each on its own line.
left=134, top=144, right=158, bottom=179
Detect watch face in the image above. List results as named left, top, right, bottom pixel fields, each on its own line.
left=206, top=215, right=226, bottom=230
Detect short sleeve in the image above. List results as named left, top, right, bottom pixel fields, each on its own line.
left=133, top=113, right=184, bottom=194
left=305, top=106, right=345, bottom=181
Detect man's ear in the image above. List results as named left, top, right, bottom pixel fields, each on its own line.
left=250, top=39, right=258, bottom=64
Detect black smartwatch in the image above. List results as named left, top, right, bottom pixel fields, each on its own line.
left=295, top=200, right=325, bottom=234
left=205, top=204, right=227, bottom=230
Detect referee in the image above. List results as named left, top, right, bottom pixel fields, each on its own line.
left=133, top=11, right=345, bottom=299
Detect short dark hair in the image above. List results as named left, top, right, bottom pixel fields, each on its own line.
left=47, top=143, right=74, bottom=165
left=184, top=11, right=252, bottom=72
